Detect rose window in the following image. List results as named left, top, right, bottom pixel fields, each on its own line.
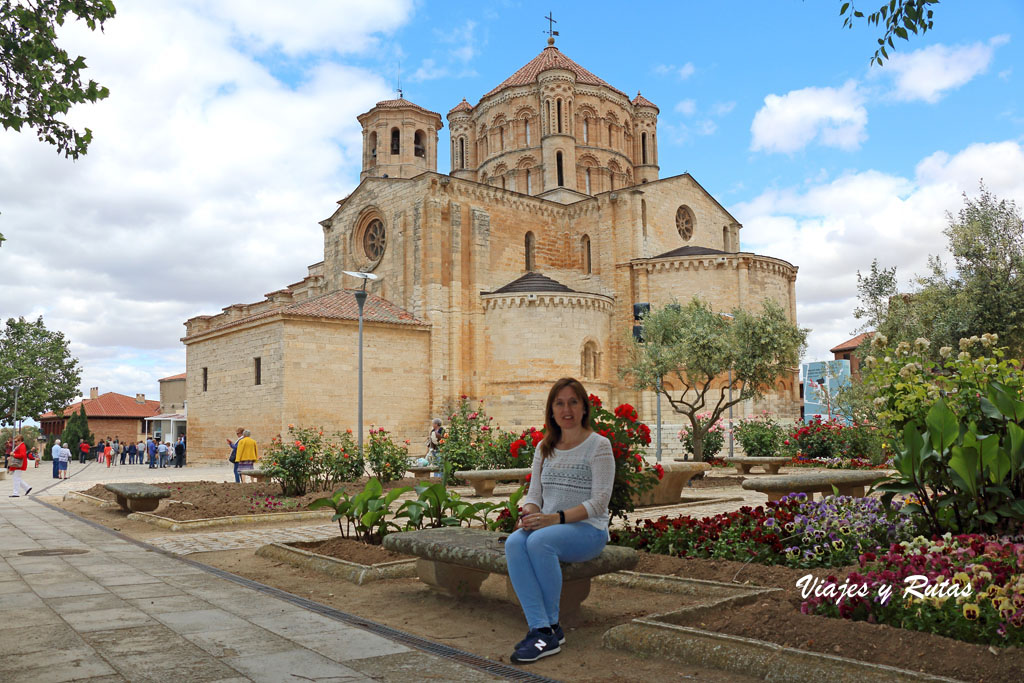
left=676, top=206, right=694, bottom=241
left=363, top=219, right=386, bottom=261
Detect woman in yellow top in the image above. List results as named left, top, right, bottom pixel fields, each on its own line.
left=235, top=430, right=258, bottom=477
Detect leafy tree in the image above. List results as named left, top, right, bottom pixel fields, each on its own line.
left=0, top=316, right=81, bottom=426
left=840, top=0, right=939, bottom=66
left=60, top=404, right=92, bottom=449
left=853, top=183, right=1024, bottom=358
left=620, top=298, right=807, bottom=462
left=1, top=0, right=116, bottom=159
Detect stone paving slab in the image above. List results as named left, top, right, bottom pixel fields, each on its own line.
left=146, top=523, right=340, bottom=555
left=0, top=495, right=532, bottom=683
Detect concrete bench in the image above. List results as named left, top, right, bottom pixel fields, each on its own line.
left=454, top=468, right=532, bottom=496
left=382, top=527, right=636, bottom=617
left=726, top=457, right=791, bottom=475
left=408, top=466, right=441, bottom=480
left=636, top=461, right=711, bottom=505
left=239, top=469, right=270, bottom=483
left=104, top=483, right=172, bottom=513
left=741, top=470, right=887, bottom=501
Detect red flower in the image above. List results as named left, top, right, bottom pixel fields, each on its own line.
left=294, top=440, right=301, bottom=447
left=654, top=463, right=665, bottom=480
left=588, top=394, right=603, bottom=409
left=299, top=445, right=306, bottom=452
left=530, top=429, right=544, bottom=447
left=614, top=404, right=638, bottom=422
left=525, top=473, right=531, bottom=482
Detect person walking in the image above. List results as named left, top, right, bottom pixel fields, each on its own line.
left=146, top=437, right=156, bottom=468
left=104, top=441, right=113, bottom=468
left=78, top=439, right=88, bottom=464
left=227, top=428, right=244, bottom=482
left=174, top=437, right=185, bottom=468
left=51, top=440, right=62, bottom=479
left=504, top=377, right=613, bottom=664
left=8, top=435, right=34, bottom=497
left=234, top=430, right=258, bottom=481
left=57, top=442, right=71, bottom=479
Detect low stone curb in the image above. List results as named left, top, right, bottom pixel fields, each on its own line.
left=126, top=508, right=334, bottom=531
left=632, top=495, right=745, bottom=514
left=594, top=570, right=780, bottom=599
left=255, top=541, right=417, bottom=585
left=603, top=597, right=963, bottom=683
left=63, top=491, right=118, bottom=508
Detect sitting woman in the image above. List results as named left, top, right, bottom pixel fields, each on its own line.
left=504, top=377, right=613, bottom=664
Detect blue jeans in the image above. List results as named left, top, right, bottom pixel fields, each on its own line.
left=233, top=461, right=241, bottom=483
left=505, top=522, right=607, bottom=630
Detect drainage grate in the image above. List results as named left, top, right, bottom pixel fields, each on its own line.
left=19, top=548, right=90, bottom=557
left=33, top=498, right=560, bottom=683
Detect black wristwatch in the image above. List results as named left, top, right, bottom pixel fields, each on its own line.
left=558, top=510, right=566, bottom=524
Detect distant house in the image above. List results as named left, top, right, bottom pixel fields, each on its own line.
left=145, top=373, right=187, bottom=442
left=39, top=388, right=161, bottom=444
left=830, top=332, right=874, bottom=381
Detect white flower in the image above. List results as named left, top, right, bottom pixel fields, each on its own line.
left=939, top=346, right=952, bottom=359
left=959, top=337, right=972, bottom=351
left=896, top=341, right=911, bottom=356
left=871, top=334, right=888, bottom=350
left=898, top=363, right=917, bottom=379
left=873, top=397, right=886, bottom=407
left=864, top=355, right=877, bottom=368
left=958, top=351, right=971, bottom=362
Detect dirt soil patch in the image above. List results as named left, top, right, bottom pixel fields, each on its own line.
left=288, top=537, right=413, bottom=565
left=58, top=499, right=1023, bottom=682
left=687, top=474, right=745, bottom=489
left=79, top=478, right=423, bottom=521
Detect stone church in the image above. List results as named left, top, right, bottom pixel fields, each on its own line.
left=182, top=38, right=800, bottom=459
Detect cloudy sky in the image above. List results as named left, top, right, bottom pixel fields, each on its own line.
left=1, top=0, right=1023, bottom=407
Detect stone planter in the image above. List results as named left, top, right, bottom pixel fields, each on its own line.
left=632, top=462, right=710, bottom=506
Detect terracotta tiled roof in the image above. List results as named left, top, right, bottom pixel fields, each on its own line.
left=652, top=245, right=727, bottom=259
left=448, top=98, right=473, bottom=115
left=830, top=332, right=874, bottom=354
left=366, top=98, right=442, bottom=119
left=283, top=289, right=428, bottom=326
left=483, top=46, right=626, bottom=99
left=159, top=373, right=186, bottom=382
left=631, top=92, right=658, bottom=110
left=39, top=393, right=162, bottom=420
left=484, top=272, right=576, bottom=294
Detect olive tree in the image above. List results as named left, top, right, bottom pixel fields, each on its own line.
left=620, top=297, right=807, bottom=462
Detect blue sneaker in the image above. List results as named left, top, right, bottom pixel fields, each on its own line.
left=552, top=623, right=565, bottom=645
left=510, top=629, right=560, bottom=664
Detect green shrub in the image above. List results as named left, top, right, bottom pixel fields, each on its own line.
left=732, top=412, right=786, bottom=458
left=438, top=396, right=493, bottom=482
left=677, top=413, right=724, bottom=461
left=263, top=425, right=366, bottom=496
left=365, top=427, right=409, bottom=483
left=477, top=429, right=524, bottom=470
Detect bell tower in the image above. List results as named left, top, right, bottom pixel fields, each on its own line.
left=358, top=98, right=443, bottom=181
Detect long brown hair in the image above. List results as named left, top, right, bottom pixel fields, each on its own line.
left=539, top=377, right=591, bottom=458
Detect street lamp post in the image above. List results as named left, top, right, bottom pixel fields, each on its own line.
left=717, top=312, right=735, bottom=458
left=342, top=271, right=380, bottom=460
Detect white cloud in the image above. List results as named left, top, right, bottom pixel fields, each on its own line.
left=732, top=141, right=1024, bottom=362
left=712, top=101, right=736, bottom=116
left=655, top=62, right=696, bottom=79
left=750, top=80, right=867, bottom=154
left=675, top=99, right=696, bottom=115
left=0, top=1, right=405, bottom=402
left=880, top=35, right=1009, bottom=103
left=410, top=58, right=448, bottom=82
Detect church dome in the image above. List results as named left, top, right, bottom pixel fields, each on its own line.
left=631, top=92, right=659, bottom=111
left=482, top=45, right=627, bottom=100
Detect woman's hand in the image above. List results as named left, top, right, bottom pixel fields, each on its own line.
left=518, top=512, right=557, bottom=531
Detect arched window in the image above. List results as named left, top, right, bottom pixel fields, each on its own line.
left=723, top=225, right=732, bottom=251
left=368, top=132, right=377, bottom=162
left=583, top=119, right=589, bottom=143
left=641, top=199, right=648, bottom=235
left=499, top=126, right=505, bottom=150
left=585, top=168, right=592, bottom=194
left=501, top=176, right=506, bottom=189
left=581, top=341, right=600, bottom=379
left=414, top=130, right=426, bottom=158
left=581, top=234, right=591, bottom=274
left=525, top=120, right=531, bottom=145
left=390, top=128, right=400, bottom=155
left=526, top=170, right=532, bottom=194
left=459, top=137, right=466, bottom=169
left=525, top=231, right=535, bottom=271
left=641, top=132, right=648, bottom=164
left=556, top=151, right=564, bottom=187
left=557, top=100, right=563, bottom=134
left=608, top=123, right=613, bottom=148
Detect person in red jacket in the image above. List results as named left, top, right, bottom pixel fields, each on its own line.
left=8, top=434, right=34, bottom=497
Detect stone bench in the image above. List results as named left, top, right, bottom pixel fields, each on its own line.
left=382, top=527, right=636, bottom=617
left=104, top=483, right=172, bottom=513
left=741, top=470, right=888, bottom=501
left=239, top=469, right=270, bottom=483
left=726, top=457, right=791, bottom=475
left=454, top=468, right=532, bottom=496
left=636, top=461, right=711, bottom=505
left=408, top=466, right=441, bottom=480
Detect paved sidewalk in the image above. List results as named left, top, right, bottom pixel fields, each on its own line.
left=148, top=524, right=340, bottom=555
left=0, top=497, right=520, bottom=682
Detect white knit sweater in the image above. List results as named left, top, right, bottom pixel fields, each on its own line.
left=520, top=432, right=615, bottom=533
